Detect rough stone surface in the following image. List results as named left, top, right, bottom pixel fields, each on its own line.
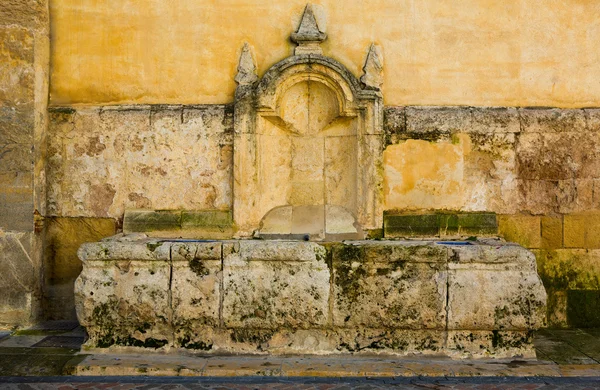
left=0, top=231, right=36, bottom=327
left=447, top=244, right=547, bottom=332
left=447, top=330, right=536, bottom=359
left=222, top=241, right=330, bottom=329
left=0, top=0, right=49, bottom=327
left=75, top=236, right=545, bottom=357
left=47, top=105, right=233, bottom=219
left=75, top=255, right=172, bottom=348
left=171, top=242, right=222, bottom=349
left=330, top=242, right=447, bottom=329
left=45, top=105, right=600, bottom=244
left=516, top=131, right=600, bottom=181
left=382, top=106, right=600, bottom=218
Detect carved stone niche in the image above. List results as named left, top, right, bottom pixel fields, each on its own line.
left=233, top=6, right=384, bottom=240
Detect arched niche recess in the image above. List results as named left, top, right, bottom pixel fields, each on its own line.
left=233, top=8, right=383, bottom=240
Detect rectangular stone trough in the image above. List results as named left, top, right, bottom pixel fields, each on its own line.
left=75, top=235, right=547, bottom=358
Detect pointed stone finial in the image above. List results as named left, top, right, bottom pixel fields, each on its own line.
left=235, top=42, right=258, bottom=85
left=291, top=4, right=327, bottom=55
left=360, top=44, right=383, bottom=90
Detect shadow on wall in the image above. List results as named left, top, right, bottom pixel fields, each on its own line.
left=43, top=217, right=116, bottom=320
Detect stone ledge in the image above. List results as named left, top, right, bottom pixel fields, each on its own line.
left=69, top=353, right=579, bottom=377
left=123, top=209, right=233, bottom=239
left=384, top=211, right=498, bottom=238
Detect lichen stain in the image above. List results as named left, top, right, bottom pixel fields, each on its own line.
left=189, top=258, right=210, bottom=277
left=383, top=134, right=471, bottom=210
left=130, top=134, right=144, bottom=152
left=140, top=165, right=167, bottom=177
left=128, top=192, right=152, bottom=209
left=218, top=144, right=233, bottom=170
left=89, top=183, right=116, bottom=217
left=74, top=135, right=107, bottom=157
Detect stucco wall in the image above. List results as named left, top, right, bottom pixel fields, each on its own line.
left=50, top=0, right=600, bottom=107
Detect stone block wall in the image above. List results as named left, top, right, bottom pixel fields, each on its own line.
left=41, top=104, right=600, bottom=327
left=47, top=105, right=234, bottom=218
left=0, top=0, right=49, bottom=327
left=384, top=106, right=600, bottom=328
left=42, top=104, right=233, bottom=320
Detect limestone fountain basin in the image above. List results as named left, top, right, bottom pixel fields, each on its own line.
left=75, top=235, right=546, bottom=358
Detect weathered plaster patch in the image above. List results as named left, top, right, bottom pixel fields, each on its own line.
left=383, top=135, right=471, bottom=211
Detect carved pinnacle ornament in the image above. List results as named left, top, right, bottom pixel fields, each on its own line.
left=291, top=4, right=327, bottom=55
left=235, top=42, right=258, bottom=85
left=360, top=43, right=383, bottom=90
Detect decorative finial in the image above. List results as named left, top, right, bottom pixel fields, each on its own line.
left=291, top=4, right=327, bottom=55
left=360, top=44, right=383, bottom=90
left=235, top=42, right=258, bottom=85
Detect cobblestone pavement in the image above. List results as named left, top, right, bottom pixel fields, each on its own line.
left=1, top=376, right=600, bottom=389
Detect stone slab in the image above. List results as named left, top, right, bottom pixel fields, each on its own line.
left=74, top=257, right=172, bottom=348
left=447, top=330, right=536, bottom=359
left=68, top=353, right=588, bottom=377
left=123, top=209, right=234, bottom=239
left=519, top=108, right=587, bottom=133
left=222, top=241, right=330, bottom=329
left=534, top=329, right=599, bottom=365
left=447, top=268, right=546, bottom=330
left=330, top=242, right=447, bottom=329
left=171, top=242, right=222, bottom=349
left=78, top=239, right=170, bottom=261
left=123, top=209, right=181, bottom=233
left=384, top=212, right=498, bottom=238
left=0, top=231, right=35, bottom=326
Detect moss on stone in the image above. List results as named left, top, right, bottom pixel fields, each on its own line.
left=189, top=258, right=210, bottom=277
left=146, top=242, right=162, bottom=252
left=383, top=211, right=498, bottom=238
left=230, top=328, right=274, bottom=345
left=333, top=244, right=367, bottom=304
left=490, top=330, right=532, bottom=350
left=177, top=335, right=213, bottom=350
left=566, top=290, right=600, bottom=327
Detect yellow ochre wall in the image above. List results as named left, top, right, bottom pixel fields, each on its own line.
left=50, top=0, right=600, bottom=107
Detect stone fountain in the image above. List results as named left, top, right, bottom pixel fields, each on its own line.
left=74, top=5, right=546, bottom=358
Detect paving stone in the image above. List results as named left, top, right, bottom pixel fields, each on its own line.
left=544, top=329, right=600, bottom=363
left=1, top=377, right=600, bottom=389
left=74, top=354, right=207, bottom=376
left=280, top=357, right=413, bottom=377
left=533, top=329, right=598, bottom=365
left=202, top=357, right=283, bottom=376
left=0, top=335, right=46, bottom=347
left=32, top=336, right=84, bottom=349
left=28, top=321, right=79, bottom=332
